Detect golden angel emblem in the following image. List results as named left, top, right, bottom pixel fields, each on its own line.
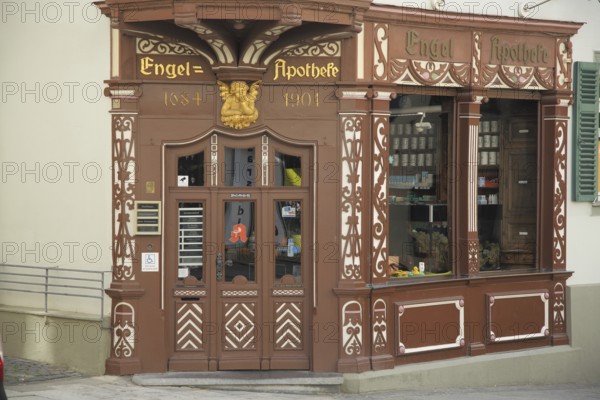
left=217, top=80, right=261, bottom=130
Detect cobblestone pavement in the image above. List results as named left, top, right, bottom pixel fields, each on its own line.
left=4, top=358, right=600, bottom=400
left=4, top=356, right=81, bottom=385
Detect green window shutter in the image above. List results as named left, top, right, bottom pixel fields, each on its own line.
left=573, top=61, right=600, bottom=201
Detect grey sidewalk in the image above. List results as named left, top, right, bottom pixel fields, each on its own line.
left=4, top=357, right=600, bottom=400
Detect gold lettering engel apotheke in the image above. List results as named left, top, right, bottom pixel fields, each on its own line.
left=273, top=58, right=339, bottom=81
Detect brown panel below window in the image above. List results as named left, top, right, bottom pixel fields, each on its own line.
left=395, top=298, right=465, bottom=356
left=486, top=291, right=549, bottom=344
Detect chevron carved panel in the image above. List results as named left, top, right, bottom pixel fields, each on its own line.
left=176, top=303, right=203, bottom=351
left=224, top=302, right=256, bottom=350
left=275, top=302, right=303, bottom=350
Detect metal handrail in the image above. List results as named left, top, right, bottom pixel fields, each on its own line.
left=0, top=263, right=111, bottom=321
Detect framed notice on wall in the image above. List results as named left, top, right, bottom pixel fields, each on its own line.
left=135, top=201, right=161, bottom=235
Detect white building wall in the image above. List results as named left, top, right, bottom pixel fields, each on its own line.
left=0, top=1, right=111, bottom=316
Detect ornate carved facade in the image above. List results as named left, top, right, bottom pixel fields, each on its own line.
left=97, top=0, right=581, bottom=376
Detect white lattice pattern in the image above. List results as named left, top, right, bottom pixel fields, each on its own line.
left=224, top=302, right=256, bottom=350
left=176, top=303, right=203, bottom=351
left=275, top=302, right=302, bottom=350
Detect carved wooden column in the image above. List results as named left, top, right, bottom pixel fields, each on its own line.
left=539, top=90, right=569, bottom=272
left=339, top=110, right=368, bottom=286
left=369, top=88, right=395, bottom=370
left=103, top=22, right=146, bottom=375
left=538, top=37, right=572, bottom=273
left=335, top=88, right=371, bottom=373
left=540, top=90, right=571, bottom=346
left=539, top=37, right=573, bottom=346
left=454, top=92, right=486, bottom=356
left=370, top=90, right=391, bottom=285
left=454, top=92, right=485, bottom=277
left=104, top=82, right=146, bottom=374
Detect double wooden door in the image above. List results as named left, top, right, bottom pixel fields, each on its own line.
left=165, top=134, right=312, bottom=371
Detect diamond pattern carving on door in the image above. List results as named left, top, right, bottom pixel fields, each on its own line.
left=176, top=303, right=203, bottom=351
left=224, top=302, right=256, bottom=350
left=275, top=302, right=303, bottom=350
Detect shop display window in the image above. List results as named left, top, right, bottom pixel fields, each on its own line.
left=224, top=147, right=256, bottom=186
left=274, top=152, right=302, bottom=187
left=177, top=152, right=204, bottom=186
left=223, top=201, right=256, bottom=281
left=274, top=200, right=302, bottom=283
left=478, top=99, right=538, bottom=271
left=388, top=96, right=539, bottom=277
left=178, top=202, right=204, bottom=280
left=388, top=95, right=452, bottom=278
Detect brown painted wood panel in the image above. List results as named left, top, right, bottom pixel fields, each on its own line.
left=486, top=291, right=549, bottom=344
left=395, top=298, right=465, bottom=355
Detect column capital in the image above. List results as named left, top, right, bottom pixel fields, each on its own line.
left=457, top=90, right=489, bottom=104
left=104, top=80, right=143, bottom=111
left=370, top=82, right=397, bottom=103
left=540, top=90, right=573, bottom=106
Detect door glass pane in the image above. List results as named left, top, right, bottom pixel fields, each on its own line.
left=388, top=95, right=452, bottom=278
left=479, top=99, right=537, bottom=271
left=178, top=152, right=204, bottom=186
left=274, top=200, right=302, bottom=283
left=274, top=153, right=302, bottom=187
left=178, top=202, right=203, bottom=280
left=224, top=147, right=255, bottom=187
left=224, top=201, right=256, bottom=282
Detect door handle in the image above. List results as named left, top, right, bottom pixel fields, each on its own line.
left=216, top=253, right=223, bottom=282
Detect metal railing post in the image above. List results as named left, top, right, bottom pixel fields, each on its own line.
left=44, top=267, right=49, bottom=314
left=101, top=270, right=105, bottom=320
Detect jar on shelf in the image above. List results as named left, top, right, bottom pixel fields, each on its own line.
left=491, top=135, right=498, bottom=147
left=483, top=134, right=491, bottom=148
left=482, top=121, right=490, bottom=133
left=425, top=153, right=433, bottom=167
left=491, top=120, right=499, bottom=132
left=480, top=151, right=489, bottom=165
left=401, top=153, right=408, bottom=166
left=411, top=136, right=418, bottom=150
left=402, top=137, right=409, bottom=149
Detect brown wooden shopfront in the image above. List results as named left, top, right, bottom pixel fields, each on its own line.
left=98, top=1, right=581, bottom=374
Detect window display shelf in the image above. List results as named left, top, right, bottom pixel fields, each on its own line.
left=389, top=185, right=433, bottom=190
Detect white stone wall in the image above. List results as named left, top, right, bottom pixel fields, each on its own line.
left=0, top=1, right=111, bottom=315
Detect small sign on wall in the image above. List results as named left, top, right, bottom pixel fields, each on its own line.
left=135, top=201, right=161, bottom=235
left=282, top=206, right=296, bottom=218
left=141, top=252, right=159, bottom=272
left=178, top=176, right=189, bottom=187
left=178, top=268, right=189, bottom=278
